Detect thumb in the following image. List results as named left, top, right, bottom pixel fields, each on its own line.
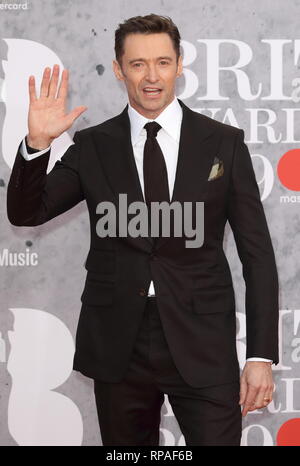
left=66, top=106, right=88, bottom=125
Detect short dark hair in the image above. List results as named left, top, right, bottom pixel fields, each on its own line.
left=115, top=14, right=181, bottom=64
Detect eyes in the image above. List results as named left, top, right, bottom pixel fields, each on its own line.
left=132, top=60, right=170, bottom=68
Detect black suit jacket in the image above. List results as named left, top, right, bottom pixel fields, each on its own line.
left=7, top=100, right=279, bottom=387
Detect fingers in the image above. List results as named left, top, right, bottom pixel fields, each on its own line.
left=255, top=387, right=269, bottom=410
left=57, top=68, right=69, bottom=100
left=254, top=381, right=274, bottom=408
left=261, top=384, right=274, bottom=408
left=242, top=386, right=257, bottom=417
left=28, top=75, right=37, bottom=103
left=40, top=67, right=51, bottom=98
left=241, top=384, right=274, bottom=416
left=39, top=65, right=65, bottom=99
left=266, top=385, right=274, bottom=404
left=29, top=65, right=86, bottom=133
left=48, top=64, right=60, bottom=99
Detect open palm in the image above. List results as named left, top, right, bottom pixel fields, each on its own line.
left=27, top=65, right=87, bottom=149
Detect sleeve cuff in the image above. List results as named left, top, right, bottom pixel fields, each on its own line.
left=246, top=358, right=273, bottom=363
left=20, top=137, right=51, bottom=161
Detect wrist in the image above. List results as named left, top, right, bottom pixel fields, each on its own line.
left=26, top=134, right=52, bottom=150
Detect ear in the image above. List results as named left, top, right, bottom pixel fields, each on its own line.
left=176, top=55, right=183, bottom=77
left=113, top=60, right=124, bottom=81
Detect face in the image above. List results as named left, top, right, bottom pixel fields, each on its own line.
left=113, top=33, right=183, bottom=119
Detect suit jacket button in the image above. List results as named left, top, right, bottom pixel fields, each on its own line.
left=139, top=288, right=146, bottom=296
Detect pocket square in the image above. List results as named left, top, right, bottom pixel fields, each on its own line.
left=208, top=156, right=224, bottom=181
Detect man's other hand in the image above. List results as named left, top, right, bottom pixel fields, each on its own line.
left=239, top=361, right=274, bottom=417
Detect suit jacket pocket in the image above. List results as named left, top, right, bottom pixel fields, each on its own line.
left=81, top=277, right=114, bottom=306
left=192, top=285, right=235, bottom=314
left=84, top=248, right=116, bottom=278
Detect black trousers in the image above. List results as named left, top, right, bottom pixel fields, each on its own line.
left=94, top=297, right=242, bottom=446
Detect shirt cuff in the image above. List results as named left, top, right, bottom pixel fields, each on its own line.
left=246, top=358, right=273, bottom=363
left=20, top=137, right=51, bottom=161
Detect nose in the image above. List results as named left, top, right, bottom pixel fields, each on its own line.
left=145, top=64, right=159, bottom=83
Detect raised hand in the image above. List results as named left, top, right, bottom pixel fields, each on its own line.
left=27, top=64, right=87, bottom=150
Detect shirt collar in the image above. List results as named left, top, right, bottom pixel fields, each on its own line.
left=128, top=97, right=183, bottom=146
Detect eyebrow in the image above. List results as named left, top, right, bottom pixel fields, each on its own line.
left=128, top=56, right=173, bottom=64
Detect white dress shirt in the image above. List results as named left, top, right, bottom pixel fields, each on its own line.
left=127, top=97, right=182, bottom=297
left=19, top=97, right=272, bottom=363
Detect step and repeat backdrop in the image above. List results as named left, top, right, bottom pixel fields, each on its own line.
left=0, top=0, right=299, bottom=446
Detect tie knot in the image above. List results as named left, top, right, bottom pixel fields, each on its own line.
left=144, top=121, right=162, bottom=139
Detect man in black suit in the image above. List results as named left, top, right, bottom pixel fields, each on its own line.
left=7, top=14, right=279, bottom=446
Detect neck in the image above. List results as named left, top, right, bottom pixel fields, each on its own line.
left=129, top=96, right=175, bottom=120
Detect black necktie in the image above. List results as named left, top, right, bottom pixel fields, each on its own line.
left=143, top=122, right=170, bottom=241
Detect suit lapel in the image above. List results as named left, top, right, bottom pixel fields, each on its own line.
left=92, top=106, right=154, bottom=252
left=155, top=100, right=220, bottom=249
left=171, top=100, right=217, bottom=203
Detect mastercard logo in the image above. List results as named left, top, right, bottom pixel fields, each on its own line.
left=277, top=150, right=300, bottom=191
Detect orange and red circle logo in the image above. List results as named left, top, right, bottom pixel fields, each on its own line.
left=277, top=418, right=300, bottom=446
left=277, top=150, right=300, bottom=191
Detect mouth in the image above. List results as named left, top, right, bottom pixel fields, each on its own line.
left=142, top=87, right=163, bottom=98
